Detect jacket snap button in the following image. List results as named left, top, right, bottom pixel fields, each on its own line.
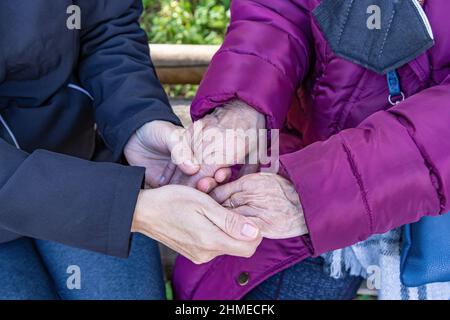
left=238, top=272, right=250, bottom=286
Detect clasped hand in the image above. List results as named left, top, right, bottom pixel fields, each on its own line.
left=124, top=100, right=307, bottom=264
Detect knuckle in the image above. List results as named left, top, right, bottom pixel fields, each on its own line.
left=190, top=252, right=203, bottom=265
left=224, top=211, right=241, bottom=235
left=229, top=194, right=240, bottom=207
left=197, top=252, right=215, bottom=264
left=235, top=246, right=256, bottom=259
left=192, top=258, right=203, bottom=265
left=231, top=241, right=259, bottom=258
left=243, top=244, right=258, bottom=258
left=191, top=253, right=205, bottom=265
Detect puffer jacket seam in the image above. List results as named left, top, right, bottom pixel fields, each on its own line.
left=242, top=0, right=313, bottom=47
left=334, top=68, right=368, bottom=133
left=339, top=134, right=374, bottom=234
left=388, top=110, right=447, bottom=212
left=217, top=49, right=295, bottom=91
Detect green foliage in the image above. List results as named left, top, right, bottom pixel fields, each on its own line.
left=165, top=281, right=174, bottom=300
left=141, top=0, right=230, bottom=45
left=141, top=1, right=230, bottom=98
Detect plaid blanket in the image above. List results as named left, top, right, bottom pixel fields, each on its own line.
left=323, top=229, right=450, bottom=300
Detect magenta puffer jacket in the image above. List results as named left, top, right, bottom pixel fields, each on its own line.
left=173, top=0, right=450, bottom=299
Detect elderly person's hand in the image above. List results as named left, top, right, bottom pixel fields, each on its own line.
left=132, top=185, right=262, bottom=264
left=210, top=173, right=309, bottom=239
left=169, top=100, right=266, bottom=193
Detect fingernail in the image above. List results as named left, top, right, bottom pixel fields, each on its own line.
left=241, top=224, right=259, bottom=238
left=184, top=159, right=199, bottom=169
left=159, top=175, right=166, bottom=186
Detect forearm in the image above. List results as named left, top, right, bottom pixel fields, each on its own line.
left=0, top=139, right=144, bottom=258
left=280, top=84, right=450, bottom=256
left=191, top=0, right=312, bottom=129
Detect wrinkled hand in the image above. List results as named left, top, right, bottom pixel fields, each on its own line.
left=124, top=120, right=199, bottom=188
left=169, top=100, right=266, bottom=193
left=132, top=185, right=262, bottom=264
left=211, top=173, right=308, bottom=239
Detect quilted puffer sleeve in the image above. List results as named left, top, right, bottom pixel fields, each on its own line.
left=281, top=73, right=450, bottom=255
left=191, top=0, right=316, bottom=129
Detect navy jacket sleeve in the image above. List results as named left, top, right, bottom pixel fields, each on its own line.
left=77, top=0, right=182, bottom=160
left=0, top=0, right=180, bottom=258
left=0, top=139, right=144, bottom=257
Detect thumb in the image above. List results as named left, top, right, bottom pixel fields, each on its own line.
left=166, top=128, right=200, bottom=175
left=204, top=205, right=260, bottom=241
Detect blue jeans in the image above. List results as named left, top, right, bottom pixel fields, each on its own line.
left=0, top=234, right=165, bottom=300
left=245, top=257, right=363, bottom=300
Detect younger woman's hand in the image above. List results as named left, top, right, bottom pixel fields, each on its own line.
left=132, top=185, right=262, bottom=264
left=124, top=120, right=200, bottom=188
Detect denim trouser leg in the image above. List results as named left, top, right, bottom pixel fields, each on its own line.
left=0, top=238, right=59, bottom=300
left=245, top=257, right=363, bottom=300
left=34, top=233, right=166, bottom=300
left=0, top=234, right=166, bottom=300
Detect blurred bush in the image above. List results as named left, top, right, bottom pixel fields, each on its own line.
left=141, top=0, right=230, bottom=98
left=141, top=0, right=230, bottom=44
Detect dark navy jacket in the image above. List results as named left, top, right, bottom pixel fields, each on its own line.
left=0, top=0, right=181, bottom=257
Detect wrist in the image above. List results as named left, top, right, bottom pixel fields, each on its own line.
left=131, top=190, right=146, bottom=233
left=131, top=189, right=161, bottom=235
left=138, top=120, right=181, bottom=137
left=216, top=99, right=266, bottom=130
left=233, top=100, right=265, bottom=129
